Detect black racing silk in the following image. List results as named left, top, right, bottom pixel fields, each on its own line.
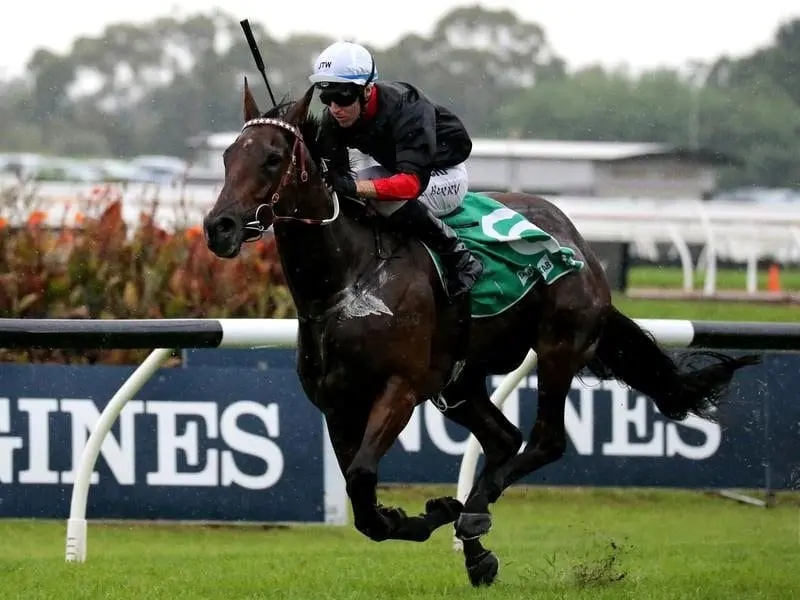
left=318, top=81, right=472, bottom=191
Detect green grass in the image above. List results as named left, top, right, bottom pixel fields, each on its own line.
left=615, top=266, right=800, bottom=322
left=628, top=265, right=800, bottom=292
left=614, top=295, right=800, bottom=322
left=2, top=486, right=799, bottom=599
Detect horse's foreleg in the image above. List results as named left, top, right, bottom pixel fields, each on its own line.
left=346, top=375, right=462, bottom=542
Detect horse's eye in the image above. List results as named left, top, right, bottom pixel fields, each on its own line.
left=263, top=153, right=283, bottom=169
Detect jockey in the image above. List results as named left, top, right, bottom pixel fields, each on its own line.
left=308, top=40, right=484, bottom=302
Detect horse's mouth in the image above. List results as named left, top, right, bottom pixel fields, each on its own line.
left=215, top=244, right=242, bottom=259
left=206, top=236, right=243, bottom=259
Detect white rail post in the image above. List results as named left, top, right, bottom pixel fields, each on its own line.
left=667, top=224, right=694, bottom=292
left=65, top=348, right=174, bottom=563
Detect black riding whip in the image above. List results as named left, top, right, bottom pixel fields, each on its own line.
left=239, top=18, right=277, bottom=107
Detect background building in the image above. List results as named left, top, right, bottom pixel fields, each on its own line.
left=186, top=133, right=740, bottom=199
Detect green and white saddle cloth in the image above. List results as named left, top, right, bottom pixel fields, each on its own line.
left=423, top=192, right=585, bottom=318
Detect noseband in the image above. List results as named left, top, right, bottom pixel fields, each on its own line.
left=239, top=117, right=340, bottom=241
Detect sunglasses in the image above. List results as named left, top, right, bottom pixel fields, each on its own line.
left=318, top=84, right=361, bottom=107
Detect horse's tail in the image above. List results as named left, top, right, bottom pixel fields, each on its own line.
left=586, top=306, right=760, bottom=421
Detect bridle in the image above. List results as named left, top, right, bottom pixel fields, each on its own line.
left=238, top=117, right=340, bottom=242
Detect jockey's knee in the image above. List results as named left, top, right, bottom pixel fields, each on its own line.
left=418, top=163, right=468, bottom=216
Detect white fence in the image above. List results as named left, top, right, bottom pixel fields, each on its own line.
left=553, top=196, right=800, bottom=295
left=4, top=179, right=800, bottom=295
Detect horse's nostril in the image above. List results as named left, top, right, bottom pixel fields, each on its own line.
left=217, top=217, right=236, bottom=235
left=204, top=215, right=240, bottom=254
left=205, top=216, right=237, bottom=239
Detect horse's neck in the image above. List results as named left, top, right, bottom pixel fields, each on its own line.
left=273, top=213, right=372, bottom=319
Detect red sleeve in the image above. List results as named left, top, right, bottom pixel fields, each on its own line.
left=372, top=173, right=421, bottom=200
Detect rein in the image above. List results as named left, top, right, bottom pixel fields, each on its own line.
left=239, top=117, right=340, bottom=241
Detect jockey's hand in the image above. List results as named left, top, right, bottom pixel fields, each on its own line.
left=325, top=171, right=357, bottom=199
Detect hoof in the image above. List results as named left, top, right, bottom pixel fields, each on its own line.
left=375, top=505, right=408, bottom=531
left=467, top=550, right=499, bottom=587
left=455, top=512, right=492, bottom=540
left=425, top=496, right=463, bottom=522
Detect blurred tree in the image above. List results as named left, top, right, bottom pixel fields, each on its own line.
left=0, top=7, right=796, bottom=188
left=374, top=5, right=565, bottom=135
left=26, top=49, right=75, bottom=118
left=494, top=66, right=800, bottom=187
left=709, top=18, right=800, bottom=109
left=0, top=80, right=45, bottom=152
left=427, top=4, right=566, bottom=87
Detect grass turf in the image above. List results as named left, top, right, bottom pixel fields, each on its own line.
left=2, top=486, right=798, bottom=599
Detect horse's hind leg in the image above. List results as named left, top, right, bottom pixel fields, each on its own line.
left=439, top=372, right=522, bottom=536
left=345, top=374, right=462, bottom=543
left=494, top=302, right=603, bottom=495
left=436, top=372, right=523, bottom=586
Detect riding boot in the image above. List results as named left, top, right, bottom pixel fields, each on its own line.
left=387, top=200, right=484, bottom=300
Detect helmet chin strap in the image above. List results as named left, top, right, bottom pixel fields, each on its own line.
left=357, top=55, right=377, bottom=117
left=357, top=87, right=370, bottom=116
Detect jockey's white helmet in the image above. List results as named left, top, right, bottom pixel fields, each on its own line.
left=309, top=41, right=377, bottom=87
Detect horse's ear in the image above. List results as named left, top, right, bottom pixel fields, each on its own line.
left=285, top=84, right=316, bottom=125
left=243, top=76, right=260, bottom=122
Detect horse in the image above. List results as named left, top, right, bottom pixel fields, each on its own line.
left=202, top=80, right=760, bottom=587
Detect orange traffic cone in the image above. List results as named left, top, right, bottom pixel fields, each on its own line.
left=767, top=263, right=781, bottom=292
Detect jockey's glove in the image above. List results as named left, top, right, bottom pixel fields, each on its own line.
left=325, top=171, right=358, bottom=199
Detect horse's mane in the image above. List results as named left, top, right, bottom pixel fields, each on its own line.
left=257, top=96, right=373, bottom=223
left=260, top=98, right=353, bottom=179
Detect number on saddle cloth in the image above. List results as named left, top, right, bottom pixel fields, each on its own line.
left=428, top=192, right=585, bottom=319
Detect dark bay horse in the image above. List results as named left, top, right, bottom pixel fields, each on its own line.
left=202, top=81, right=760, bottom=587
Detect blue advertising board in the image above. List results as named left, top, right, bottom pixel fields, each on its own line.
left=1, top=350, right=798, bottom=522
left=185, top=348, right=797, bottom=491
left=381, top=370, right=771, bottom=489
left=0, top=363, right=343, bottom=523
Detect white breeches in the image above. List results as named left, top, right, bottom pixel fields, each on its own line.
left=349, top=149, right=468, bottom=217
